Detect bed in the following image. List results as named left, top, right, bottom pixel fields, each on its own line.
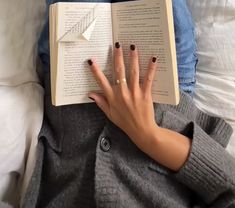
left=187, top=0, right=235, bottom=156
left=0, top=0, right=234, bottom=207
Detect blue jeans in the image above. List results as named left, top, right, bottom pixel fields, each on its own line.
left=172, top=0, right=198, bottom=96
left=38, top=0, right=197, bottom=95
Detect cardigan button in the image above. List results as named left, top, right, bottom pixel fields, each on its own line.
left=100, top=137, right=111, bottom=152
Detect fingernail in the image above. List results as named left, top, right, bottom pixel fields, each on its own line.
left=152, top=57, right=157, bottom=63
left=87, top=59, right=93, bottom=66
left=115, top=42, right=120, bottom=49
left=130, top=44, right=135, bottom=51
left=89, top=97, right=95, bottom=101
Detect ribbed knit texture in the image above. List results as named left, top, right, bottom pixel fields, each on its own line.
left=175, top=123, right=235, bottom=204
left=22, top=74, right=235, bottom=208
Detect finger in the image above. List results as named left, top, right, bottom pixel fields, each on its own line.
left=88, top=59, right=113, bottom=98
left=114, top=42, right=127, bottom=89
left=143, top=57, right=157, bottom=94
left=129, top=44, right=140, bottom=91
left=88, top=92, right=110, bottom=118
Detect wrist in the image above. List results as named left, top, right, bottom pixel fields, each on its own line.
left=143, top=125, right=163, bottom=158
left=129, top=123, right=162, bottom=157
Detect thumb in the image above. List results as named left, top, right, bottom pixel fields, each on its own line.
left=88, top=93, right=110, bottom=117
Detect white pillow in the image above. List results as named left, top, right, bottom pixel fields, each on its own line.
left=187, top=0, right=235, bottom=157
left=0, top=0, right=45, bottom=86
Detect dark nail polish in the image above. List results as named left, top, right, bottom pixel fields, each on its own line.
left=115, top=42, right=120, bottom=49
left=88, top=59, right=93, bottom=66
left=89, top=97, right=95, bottom=101
left=152, top=57, right=157, bottom=63
left=130, top=44, right=135, bottom=51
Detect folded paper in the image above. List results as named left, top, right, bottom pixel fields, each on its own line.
left=58, top=5, right=98, bottom=42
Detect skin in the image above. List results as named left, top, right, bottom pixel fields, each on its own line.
left=88, top=44, right=192, bottom=172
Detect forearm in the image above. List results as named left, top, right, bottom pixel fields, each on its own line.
left=134, top=125, right=192, bottom=172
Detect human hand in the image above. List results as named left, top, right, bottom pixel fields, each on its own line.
left=88, top=43, right=160, bottom=154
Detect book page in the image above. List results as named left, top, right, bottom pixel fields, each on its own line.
left=50, top=5, right=56, bottom=105
left=55, top=3, right=113, bottom=105
left=112, top=0, right=179, bottom=104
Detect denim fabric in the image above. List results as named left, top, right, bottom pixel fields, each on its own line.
left=172, top=0, right=198, bottom=96
left=38, top=0, right=198, bottom=95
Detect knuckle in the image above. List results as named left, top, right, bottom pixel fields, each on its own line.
left=132, top=52, right=138, bottom=59
left=95, top=76, right=102, bottom=84
left=91, top=67, right=98, bottom=75
left=116, top=66, right=124, bottom=73
left=132, top=90, right=141, bottom=100
left=149, top=66, right=155, bottom=71
left=143, top=92, right=151, bottom=100
left=123, top=97, right=130, bottom=106
left=107, top=94, right=115, bottom=103
left=131, top=67, right=138, bottom=76
left=116, top=54, right=123, bottom=61
left=92, top=69, right=103, bottom=80
left=116, top=50, right=123, bottom=57
left=146, top=76, right=152, bottom=83
left=120, top=90, right=129, bottom=103
left=97, top=101, right=103, bottom=109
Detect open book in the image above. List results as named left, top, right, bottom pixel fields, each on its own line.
left=49, top=0, right=179, bottom=106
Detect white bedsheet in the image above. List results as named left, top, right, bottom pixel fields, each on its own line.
left=187, top=0, right=235, bottom=157
left=0, top=84, right=44, bottom=206
left=0, top=0, right=45, bottom=206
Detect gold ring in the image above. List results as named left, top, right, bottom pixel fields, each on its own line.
left=116, top=78, right=127, bottom=84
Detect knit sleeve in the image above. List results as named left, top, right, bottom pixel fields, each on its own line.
left=195, top=109, right=233, bottom=148
left=159, top=109, right=235, bottom=206
left=174, top=122, right=235, bottom=206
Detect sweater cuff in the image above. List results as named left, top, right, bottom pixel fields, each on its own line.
left=174, top=122, right=235, bottom=204
left=195, top=109, right=233, bottom=148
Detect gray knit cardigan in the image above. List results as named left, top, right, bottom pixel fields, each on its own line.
left=22, top=75, right=235, bottom=208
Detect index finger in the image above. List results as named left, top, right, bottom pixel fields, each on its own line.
left=88, top=59, right=113, bottom=98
